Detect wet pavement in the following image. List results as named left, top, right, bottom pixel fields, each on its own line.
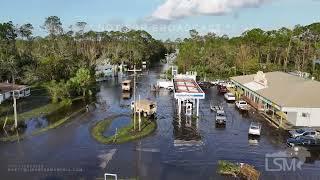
left=1, top=64, right=320, bottom=180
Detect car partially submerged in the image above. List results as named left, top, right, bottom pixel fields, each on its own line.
left=197, top=81, right=212, bottom=89
left=215, top=110, right=226, bottom=125
left=224, top=93, right=236, bottom=102
left=235, top=100, right=249, bottom=111
left=217, top=84, right=228, bottom=93
left=287, top=136, right=320, bottom=148
left=248, top=122, right=261, bottom=136
left=289, top=128, right=319, bottom=138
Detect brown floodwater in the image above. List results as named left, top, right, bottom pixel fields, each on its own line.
left=0, top=64, right=320, bottom=180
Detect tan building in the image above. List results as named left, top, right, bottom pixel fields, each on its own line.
left=231, top=71, right=320, bottom=127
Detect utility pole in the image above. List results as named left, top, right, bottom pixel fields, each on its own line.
left=128, top=64, right=142, bottom=131
left=138, top=95, right=141, bottom=131
left=10, top=75, right=18, bottom=129
left=13, top=92, right=18, bottom=129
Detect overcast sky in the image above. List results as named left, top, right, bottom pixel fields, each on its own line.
left=0, top=0, right=319, bottom=39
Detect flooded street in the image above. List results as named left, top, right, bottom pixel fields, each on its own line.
left=1, top=64, right=320, bottom=180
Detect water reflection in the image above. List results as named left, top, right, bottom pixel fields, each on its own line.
left=122, top=92, right=131, bottom=99
left=248, top=136, right=260, bottom=146
left=173, top=115, right=202, bottom=147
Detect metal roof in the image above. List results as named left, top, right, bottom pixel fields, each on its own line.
left=231, top=71, right=320, bottom=108
left=122, top=80, right=132, bottom=84
left=173, top=79, right=203, bottom=94
left=0, top=83, right=28, bottom=92
left=173, top=78, right=205, bottom=100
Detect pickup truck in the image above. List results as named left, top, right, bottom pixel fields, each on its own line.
left=215, top=110, right=226, bottom=125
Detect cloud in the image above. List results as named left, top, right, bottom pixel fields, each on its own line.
left=150, top=0, right=272, bottom=21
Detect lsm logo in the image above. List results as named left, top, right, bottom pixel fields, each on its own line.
left=265, top=149, right=310, bottom=172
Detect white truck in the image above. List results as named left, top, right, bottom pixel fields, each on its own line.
left=157, top=80, right=174, bottom=90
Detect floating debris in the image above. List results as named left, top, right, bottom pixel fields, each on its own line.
left=217, top=160, right=261, bottom=180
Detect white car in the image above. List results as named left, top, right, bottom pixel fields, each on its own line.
left=210, top=80, right=220, bottom=86
left=249, top=122, right=262, bottom=136
left=225, top=82, right=235, bottom=88
left=217, top=81, right=226, bottom=86
left=224, top=93, right=236, bottom=101
left=215, top=110, right=226, bottom=125
left=289, top=128, right=319, bottom=138
left=235, top=100, right=249, bottom=110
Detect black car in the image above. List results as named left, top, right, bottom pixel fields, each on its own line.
left=287, top=136, right=320, bottom=148
left=197, top=81, right=212, bottom=89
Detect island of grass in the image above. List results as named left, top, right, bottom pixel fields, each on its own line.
left=217, top=160, right=261, bottom=180
left=91, top=115, right=157, bottom=144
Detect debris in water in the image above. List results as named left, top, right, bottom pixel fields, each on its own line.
left=217, top=160, right=261, bottom=180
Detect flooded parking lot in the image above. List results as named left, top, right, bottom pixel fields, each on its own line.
left=1, top=65, right=320, bottom=180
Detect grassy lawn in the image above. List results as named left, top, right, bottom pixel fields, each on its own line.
left=0, top=103, right=65, bottom=124
left=0, top=107, right=86, bottom=142
left=91, top=115, right=157, bottom=144
left=0, top=85, right=87, bottom=142
left=217, top=160, right=240, bottom=177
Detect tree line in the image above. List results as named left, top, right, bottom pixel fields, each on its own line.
left=0, top=16, right=166, bottom=103
left=174, top=23, right=320, bottom=80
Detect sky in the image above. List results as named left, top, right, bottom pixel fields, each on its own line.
left=0, top=0, right=319, bottom=40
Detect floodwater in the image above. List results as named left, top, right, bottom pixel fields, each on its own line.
left=1, top=64, right=320, bottom=180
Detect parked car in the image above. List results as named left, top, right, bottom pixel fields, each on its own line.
left=217, top=80, right=226, bottom=86
left=197, top=81, right=212, bottom=89
left=235, top=100, right=249, bottom=111
left=215, top=110, right=226, bottom=125
left=248, top=122, right=262, bottom=136
left=224, top=93, right=236, bottom=101
left=289, top=128, right=319, bottom=138
left=210, top=80, right=220, bottom=86
left=157, top=79, right=173, bottom=89
left=225, top=81, right=235, bottom=88
left=287, top=136, right=320, bottom=148
left=217, top=84, right=228, bottom=93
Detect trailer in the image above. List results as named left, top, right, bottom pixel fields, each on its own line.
left=131, top=99, right=157, bottom=117
left=122, top=80, right=132, bottom=91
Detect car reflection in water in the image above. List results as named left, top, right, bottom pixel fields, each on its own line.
left=248, top=135, right=260, bottom=146
left=122, top=92, right=131, bottom=99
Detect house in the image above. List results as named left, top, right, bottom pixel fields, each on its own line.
left=0, top=83, right=31, bottom=104
left=230, top=71, right=320, bottom=127
left=95, top=58, right=115, bottom=78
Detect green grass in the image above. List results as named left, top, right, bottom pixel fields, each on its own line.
left=1, top=103, right=65, bottom=123
left=0, top=95, right=85, bottom=127
left=91, top=115, right=157, bottom=144
left=0, top=107, right=86, bottom=142
left=217, top=160, right=240, bottom=177
left=32, top=108, right=85, bottom=135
